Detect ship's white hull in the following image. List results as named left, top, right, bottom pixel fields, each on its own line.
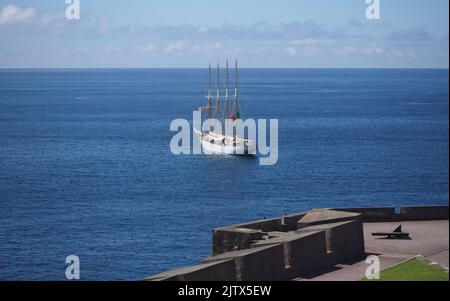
left=194, top=129, right=256, bottom=156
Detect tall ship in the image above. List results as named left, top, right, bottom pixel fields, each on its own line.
left=194, top=61, right=256, bottom=155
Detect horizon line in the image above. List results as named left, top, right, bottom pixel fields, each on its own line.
left=0, top=67, right=449, bottom=70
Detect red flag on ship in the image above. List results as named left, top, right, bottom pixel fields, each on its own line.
left=231, top=112, right=240, bottom=121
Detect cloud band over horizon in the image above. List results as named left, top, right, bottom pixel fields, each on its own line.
left=0, top=1, right=448, bottom=68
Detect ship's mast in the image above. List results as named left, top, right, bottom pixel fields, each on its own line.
left=234, top=60, right=239, bottom=116
left=207, top=63, right=212, bottom=123
left=216, top=63, right=220, bottom=119
left=234, top=60, right=239, bottom=141
left=225, top=60, right=230, bottom=137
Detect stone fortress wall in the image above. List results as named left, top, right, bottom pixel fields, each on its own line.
left=146, top=205, right=449, bottom=281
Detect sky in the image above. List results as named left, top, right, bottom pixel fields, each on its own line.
left=0, top=0, right=448, bottom=68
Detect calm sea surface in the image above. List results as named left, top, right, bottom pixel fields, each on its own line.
left=0, top=69, right=448, bottom=280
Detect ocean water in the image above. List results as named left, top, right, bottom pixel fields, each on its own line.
left=0, top=69, right=448, bottom=280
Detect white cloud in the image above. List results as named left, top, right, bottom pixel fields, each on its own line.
left=292, top=38, right=333, bottom=45
left=165, top=40, right=187, bottom=53
left=285, top=47, right=297, bottom=56
left=360, top=44, right=385, bottom=55
left=163, top=40, right=225, bottom=55
left=0, top=5, right=35, bottom=25
left=0, top=11, right=446, bottom=68
left=189, top=42, right=222, bottom=53
left=341, top=44, right=385, bottom=56
left=386, top=27, right=433, bottom=42
left=36, top=12, right=67, bottom=35
left=197, top=26, right=208, bottom=33
left=138, top=44, right=158, bottom=52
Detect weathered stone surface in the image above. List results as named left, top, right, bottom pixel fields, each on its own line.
left=203, top=244, right=286, bottom=281
left=212, top=227, right=264, bottom=255
left=332, top=207, right=396, bottom=222
left=252, top=230, right=331, bottom=278
left=298, top=220, right=365, bottom=262
left=225, top=217, right=284, bottom=231
left=251, top=230, right=321, bottom=247
left=145, top=259, right=236, bottom=281
left=399, top=206, right=449, bottom=221
left=297, top=209, right=361, bottom=229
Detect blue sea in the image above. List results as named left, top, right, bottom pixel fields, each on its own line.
left=0, top=69, right=448, bottom=280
